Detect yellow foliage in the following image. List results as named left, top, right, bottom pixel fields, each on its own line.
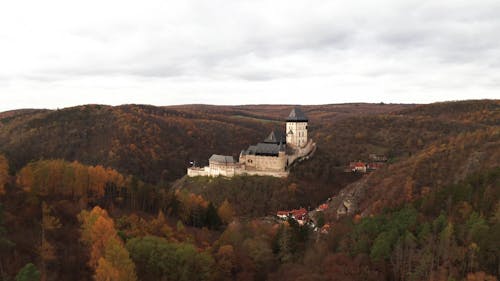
left=79, top=206, right=137, bottom=281
left=217, top=200, right=235, bottom=224
left=466, top=271, right=498, bottom=281
left=95, top=258, right=120, bottom=281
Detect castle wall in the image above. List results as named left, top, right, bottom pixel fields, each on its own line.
left=187, top=162, right=239, bottom=177
left=287, top=139, right=316, bottom=165
left=209, top=162, right=237, bottom=177
left=187, top=166, right=210, bottom=177
left=239, top=151, right=287, bottom=172
left=236, top=169, right=289, bottom=178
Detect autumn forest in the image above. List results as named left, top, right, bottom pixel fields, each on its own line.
left=0, top=100, right=499, bottom=281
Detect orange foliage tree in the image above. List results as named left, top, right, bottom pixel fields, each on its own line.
left=78, top=206, right=137, bottom=281
left=17, top=160, right=126, bottom=201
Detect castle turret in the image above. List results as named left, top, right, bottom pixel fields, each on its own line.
left=286, top=107, right=308, bottom=148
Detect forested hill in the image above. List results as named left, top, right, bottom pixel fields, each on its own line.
left=0, top=103, right=409, bottom=184
left=175, top=99, right=499, bottom=217
left=0, top=100, right=499, bottom=281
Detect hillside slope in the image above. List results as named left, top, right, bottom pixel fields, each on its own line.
left=326, top=126, right=500, bottom=219
left=0, top=103, right=409, bottom=184
left=317, top=100, right=500, bottom=218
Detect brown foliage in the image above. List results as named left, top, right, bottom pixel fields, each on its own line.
left=0, top=154, right=8, bottom=195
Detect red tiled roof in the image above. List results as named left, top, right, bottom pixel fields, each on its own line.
left=349, top=162, right=366, bottom=168
left=277, top=208, right=308, bottom=219
left=318, top=204, right=328, bottom=211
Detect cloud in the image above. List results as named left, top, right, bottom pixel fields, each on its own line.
left=0, top=0, right=499, bottom=111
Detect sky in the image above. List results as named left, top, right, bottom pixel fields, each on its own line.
left=0, top=0, right=499, bottom=111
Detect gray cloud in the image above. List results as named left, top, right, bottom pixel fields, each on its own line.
left=0, top=0, right=499, bottom=111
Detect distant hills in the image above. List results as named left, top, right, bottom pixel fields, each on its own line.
left=0, top=103, right=410, bottom=184
left=2, top=100, right=496, bottom=216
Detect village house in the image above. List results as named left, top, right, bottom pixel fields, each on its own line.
left=316, top=203, right=329, bottom=212
left=276, top=208, right=309, bottom=225
left=349, top=161, right=367, bottom=173
left=369, top=154, right=388, bottom=162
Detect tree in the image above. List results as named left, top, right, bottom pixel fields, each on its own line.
left=0, top=203, right=14, bottom=279
left=95, top=258, right=119, bottom=281
left=370, top=230, right=396, bottom=261
left=315, top=211, right=325, bottom=228
left=466, top=271, right=498, bottom=281
left=126, top=236, right=213, bottom=281
left=276, top=224, right=296, bottom=263
left=100, top=237, right=137, bottom=281
left=217, top=200, right=235, bottom=224
left=89, top=216, right=117, bottom=267
left=215, top=245, right=235, bottom=281
left=149, top=210, right=173, bottom=237
left=0, top=155, right=8, bottom=195
left=205, top=203, right=222, bottom=230
left=39, top=202, right=61, bottom=281
left=79, top=207, right=137, bottom=281
left=16, top=263, right=40, bottom=281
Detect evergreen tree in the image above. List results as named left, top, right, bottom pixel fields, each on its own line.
left=205, top=202, right=222, bottom=230
left=0, top=203, right=14, bottom=280
left=15, top=263, right=40, bottom=281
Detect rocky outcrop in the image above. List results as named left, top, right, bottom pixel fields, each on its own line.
left=328, top=176, right=369, bottom=219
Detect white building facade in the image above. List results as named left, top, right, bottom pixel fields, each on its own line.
left=286, top=107, right=308, bottom=148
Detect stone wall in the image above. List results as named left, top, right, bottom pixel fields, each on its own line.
left=287, top=139, right=316, bottom=165
left=236, top=169, right=289, bottom=178
left=209, top=162, right=237, bottom=177
left=187, top=167, right=209, bottom=177
left=188, top=165, right=289, bottom=178
left=239, top=152, right=287, bottom=171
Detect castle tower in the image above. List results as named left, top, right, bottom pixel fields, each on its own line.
left=286, top=107, right=308, bottom=148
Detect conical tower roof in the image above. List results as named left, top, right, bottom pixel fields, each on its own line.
left=286, top=107, right=308, bottom=122
left=264, top=130, right=286, bottom=144
left=264, top=131, right=278, bottom=143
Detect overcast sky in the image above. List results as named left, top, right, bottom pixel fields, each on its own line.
left=0, top=0, right=499, bottom=111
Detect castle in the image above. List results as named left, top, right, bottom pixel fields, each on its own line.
left=187, top=107, right=316, bottom=178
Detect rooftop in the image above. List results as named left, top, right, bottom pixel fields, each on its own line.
left=241, top=142, right=285, bottom=156
left=286, top=107, right=308, bottom=122
left=209, top=154, right=235, bottom=164
left=263, top=131, right=286, bottom=144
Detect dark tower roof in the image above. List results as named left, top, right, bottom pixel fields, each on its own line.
left=241, top=143, right=283, bottom=157
left=264, top=131, right=286, bottom=144
left=286, top=107, right=308, bottom=122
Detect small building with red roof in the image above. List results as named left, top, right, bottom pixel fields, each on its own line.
left=349, top=161, right=367, bottom=173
